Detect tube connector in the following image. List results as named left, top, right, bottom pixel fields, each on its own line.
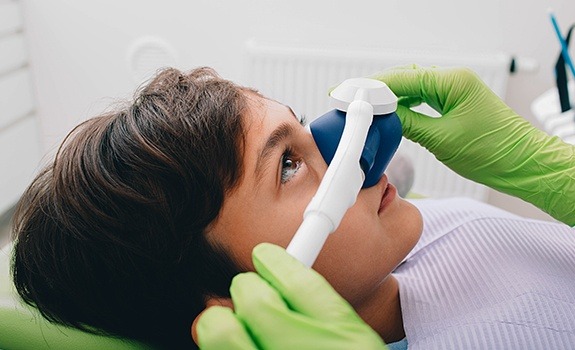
left=286, top=78, right=402, bottom=267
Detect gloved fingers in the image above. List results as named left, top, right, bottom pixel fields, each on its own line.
left=230, top=271, right=291, bottom=325
left=196, top=305, right=258, bottom=350
left=398, top=95, right=424, bottom=108
left=328, top=65, right=423, bottom=95
left=330, top=64, right=429, bottom=98
left=374, top=65, right=473, bottom=113
left=230, top=271, right=316, bottom=349
left=371, top=64, right=432, bottom=98
left=230, top=270, right=382, bottom=350
left=395, top=104, right=441, bottom=145
left=218, top=272, right=327, bottom=350
left=203, top=247, right=389, bottom=350
left=255, top=315, right=383, bottom=350
left=251, top=243, right=363, bottom=323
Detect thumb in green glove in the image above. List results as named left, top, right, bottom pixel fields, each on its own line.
left=373, top=65, right=575, bottom=225
left=195, top=243, right=388, bottom=350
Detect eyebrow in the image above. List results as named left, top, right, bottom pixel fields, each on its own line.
left=255, top=122, right=296, bottom=183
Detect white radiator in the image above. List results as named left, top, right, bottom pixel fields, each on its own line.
left=244, top=41, right=522, bottom=201
left=0, top=0, right=41, bottom=215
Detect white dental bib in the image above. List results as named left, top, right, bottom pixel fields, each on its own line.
left=393, top=198, right=575, bottom=349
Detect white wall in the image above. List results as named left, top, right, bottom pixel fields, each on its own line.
left=20, top=0, right=575, bottom=220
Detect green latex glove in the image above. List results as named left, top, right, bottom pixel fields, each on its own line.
left=196, top=243, right=388, bottom=350
left=374, top=65, right=575, bottom=226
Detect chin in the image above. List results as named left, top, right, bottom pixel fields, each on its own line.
left=395, top=198, right=424, bottom=245
left=407, top=202, right=424, bottom=241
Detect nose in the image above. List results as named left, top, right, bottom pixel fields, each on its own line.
left=308, top=109, right=402, bottom=188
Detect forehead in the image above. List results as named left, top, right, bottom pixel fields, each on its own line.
left=241, top=93, right=296, bottom=140
left=239, top=92, right=289, bottom=156
left=244, top=93, right=291, bottom=122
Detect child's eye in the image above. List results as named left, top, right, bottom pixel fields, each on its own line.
left=280, top=149, right=302, bottom=184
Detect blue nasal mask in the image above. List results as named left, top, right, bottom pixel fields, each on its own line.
left=309, top=107, right=402, bottom=188
left=286, top=78, right=403, bottom=267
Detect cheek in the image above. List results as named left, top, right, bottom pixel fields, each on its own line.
left=253, top=169, right=323, bottom=248
left=312, top=198, right=422, bottom=302
left=254, top=207, right=305, bottom=247
left=228, top=188, right=314, bottom=270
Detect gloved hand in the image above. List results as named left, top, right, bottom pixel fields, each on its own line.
left=195, top=243, right=388, bottom=350
left=374, top=65, right=575, bottom=226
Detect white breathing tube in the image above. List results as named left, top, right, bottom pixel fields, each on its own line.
left=286, top=78, right=398, bottom=267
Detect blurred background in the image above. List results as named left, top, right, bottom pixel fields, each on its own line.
left=2, top=0, right=575, bottom=240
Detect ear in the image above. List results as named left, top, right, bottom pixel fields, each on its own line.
left=191, top=296, right=234, bottom=345
left=205, top=296, right=235, bottom=309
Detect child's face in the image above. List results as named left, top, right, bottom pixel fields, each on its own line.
left=208, top=93, right=423, bottom=307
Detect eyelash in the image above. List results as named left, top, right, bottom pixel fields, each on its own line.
left=280, top=146, right=302, bottom=184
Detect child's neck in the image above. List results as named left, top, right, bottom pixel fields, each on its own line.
left=355, top=274, right=405, bottom=344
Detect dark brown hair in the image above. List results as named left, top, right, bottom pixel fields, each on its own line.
left=11, top=67, right=249, bottom=349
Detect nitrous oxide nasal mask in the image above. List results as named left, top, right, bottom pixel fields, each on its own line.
left=286, top=78, right=402, bottom=267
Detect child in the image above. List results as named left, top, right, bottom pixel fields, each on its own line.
left=11, top=67, right=575, bottom=349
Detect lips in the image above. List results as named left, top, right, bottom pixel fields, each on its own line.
left=378, top=176, right=397, bottom=214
